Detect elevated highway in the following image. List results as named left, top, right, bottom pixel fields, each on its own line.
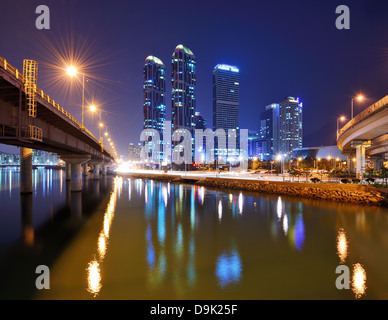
left=337, top=95, right=388, bottom=177
left=0, top=56, right=117, bottom=192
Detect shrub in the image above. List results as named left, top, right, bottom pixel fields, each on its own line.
left=352, top=178, right=361, bottom=184
left=341, top=178, right=350, bottom=184
left=310, top=177, right=320, bottom=183
left=365, top=178, right=375, bottom=185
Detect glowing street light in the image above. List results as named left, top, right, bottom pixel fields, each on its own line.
left=351, top=95, right=364, bottom=120
left=337, top=116, right=346, bottom=139
left=66, top=66, right=77, bottom=77
left=66, top=65, right=86, bottom=130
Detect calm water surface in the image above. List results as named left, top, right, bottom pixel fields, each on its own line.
left=1, top=167, right=388, bottom=300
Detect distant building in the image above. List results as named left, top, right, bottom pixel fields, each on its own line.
left=0, top=150, right=60, bottom=165
left=278, top=96, right=303, bottom=155
left=194, top=111, right=207, bottom=130
left=247, top=130, right=260, bottom=159
left=259, top=103, right=280, bottom=160
left=128, top=143, right=142, bottom=161
left=292, top=146, right=346, bottom=161
left=212, top=64, right=240, bottom=158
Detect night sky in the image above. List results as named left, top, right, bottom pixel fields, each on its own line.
left=1, top=0, right=388, bottom=157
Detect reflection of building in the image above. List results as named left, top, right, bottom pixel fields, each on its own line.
left=128, top=143, right=142, bottom=161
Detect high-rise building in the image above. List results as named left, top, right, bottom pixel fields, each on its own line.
left=247, top=130, right=260, bottom=159
left=128, top=143, right=142, bottom=161
left=194, top=111, right=207, bottom=130
left=278, top=96, right=303, bottom=155
left=171, top=44, right=196, bottom=135
left=213, top=64, right=240, bottom=132
left=212, top=64, right=240, bottom=157
left=143, top=56, right=166, bottom=135
left=259, top=103, right=280, bottom=160
left=143, top=56, right=166, bottom=161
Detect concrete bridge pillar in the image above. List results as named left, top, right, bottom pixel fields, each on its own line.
left=346, top=155, right=353, bottom=170
left=101, top=164, right=107, bottom=175
left=352, top=140, right=371, bottom=179
left=61, top=155, right=91, bottom=192
left=370, top=157, right=383, bottom=171
left=82, top=163, right=89, bottom=176
left=65, top=163, right=72, bottom=181
left=90, top=161, right=103, bottom=180
left=20, top=147, right=33, bottom=194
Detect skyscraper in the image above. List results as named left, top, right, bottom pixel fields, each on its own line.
left=143, top=56, right=166, bottom=161
left=212, top=64, right=240, bottom=157
left=259, top=103, right=280, bottom=160
left=171, top=44, right=196, bottom=135
left=194, top=111, right=207, bottom=130
left=278, top=96, right=303, bottom=155
left=212, top=64, right=240, bottom=132
left=143, top=55, right=166, bottom=135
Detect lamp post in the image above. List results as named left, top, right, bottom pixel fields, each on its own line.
left=89, top=105, right=104, bottom=149
left=66, top=66, right=86, bottom=130
left=337, top=116, right=346, bottom=139
left=351, top=95, right=364, bottom=120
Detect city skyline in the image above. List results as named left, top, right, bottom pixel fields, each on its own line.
left=1, top=0, right=388, bottom=157
left=2, top=0, right=388, bottom=304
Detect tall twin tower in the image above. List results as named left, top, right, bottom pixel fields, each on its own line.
left=143, top=44, right=195, bottom=139
left=143, top=44, right=240, bottom=163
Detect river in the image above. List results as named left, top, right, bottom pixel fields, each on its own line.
left=0, top=167, right=387, bottom=300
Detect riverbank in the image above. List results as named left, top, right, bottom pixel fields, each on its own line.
left=118, top=172, right=388, bottom=206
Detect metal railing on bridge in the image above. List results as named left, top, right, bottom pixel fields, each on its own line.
left=0, top=56, right=112, bottom=157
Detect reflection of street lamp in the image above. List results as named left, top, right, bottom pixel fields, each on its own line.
left=351, top=95, right=364, bottom=120
left=276, top=154, right=285, bottom=175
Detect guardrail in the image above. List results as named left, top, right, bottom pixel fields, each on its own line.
left=0, top=56, right=112, bottom=157
left=338, top=95, right=388, bottom=138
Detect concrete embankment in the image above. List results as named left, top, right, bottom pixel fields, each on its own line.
left=119, top=172, right=388, bottom=206
left=195, top=178, right=388, bottom=206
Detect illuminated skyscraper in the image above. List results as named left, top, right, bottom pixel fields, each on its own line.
left=278, top=96, right=303, bottom=155
left=213, top=64, right=240, bottom=157
left=143, top=56, right=166, bottom=160
left=259, top=103, right=280, bottom=160
left=171, top=44, right=196, bottom=135
left=143, top=56, right=166, bottom=134
left=213, top=64, right=240, bottom=132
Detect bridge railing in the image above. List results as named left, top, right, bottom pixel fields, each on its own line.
left=338, top=95, right=388, bottom=138
left=0, top=56, right=113, bottom=158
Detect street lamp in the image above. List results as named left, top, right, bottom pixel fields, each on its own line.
left=337, top=116, right=346, bottom=139
left=66, top=66, right=86, bottom=130
left=351, top=95, right=364, bottom=120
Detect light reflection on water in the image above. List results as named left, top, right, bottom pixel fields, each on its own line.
left=77, top=176, right=385, bottom=299
left=1, top=168, right=387, bottom=299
